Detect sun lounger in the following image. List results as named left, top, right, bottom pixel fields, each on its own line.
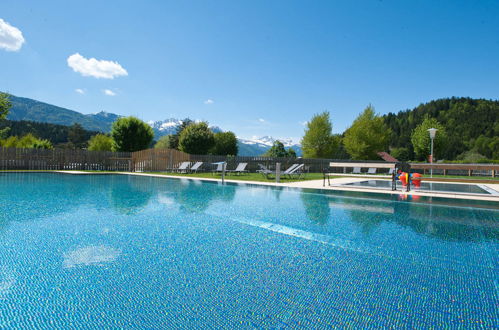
left=257, top=164, right=274, bottom=179
left=212, top=162, right=224, bottom=174
left=282, top=164, right=299, bottom=174
left=352, top=167, right=362, bottom=174
left=281, top=164, right=299, bottom=177
left=189, top=162, right=203, bottom=173
left=227, top=163, right=248, bottom=175
left=367, top=168, right=377, bottom=175
left=285, top=164, right=305, bottom=178
left=174, top=161, right=191, bottom=173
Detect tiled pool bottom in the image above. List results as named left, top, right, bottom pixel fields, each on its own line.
left=342, top=179, right=497, bottom=195
left=0, top=173, right=498, bottom=328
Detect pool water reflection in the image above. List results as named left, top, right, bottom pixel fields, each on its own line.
left=343, top=179, right=496, bottom=195
left=0, top=173, right=497, bottom=328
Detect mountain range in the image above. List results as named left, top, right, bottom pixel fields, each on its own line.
left=5, top=94, right=301, bottom=156
left=147, top=118, right=301, bottom=155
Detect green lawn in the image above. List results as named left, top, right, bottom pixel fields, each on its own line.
left=150, top=171, right=496, bottom=183
left=142, top=171, right=327, bottom=183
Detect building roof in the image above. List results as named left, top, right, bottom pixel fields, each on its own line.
left=377, top=151, right=398, bottom=162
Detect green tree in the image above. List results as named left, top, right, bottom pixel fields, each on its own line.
left=154, top=135, right=171, bottom=149
left=178, top=121, right=215, bottom=154
left=383, top=97, right=499, bottom=160
left=167, top=118, right=193, bottom=150
left=68, top=123, right=87, bottom=149
left=263, top=140, right=296, bottom=158
left=0, top=92, right=11, bottom=139
left=88, top=134, right=114, bottom=151
left=17, top=133, right=39, bottom=148
left=111, top=116, right=154, bottom=152
left=410, top=116, right=447, bottom=161
left=0, top=136, right=18, bottom=147
left=390, top=147, right=411, bottom=161
left=32, top=139, right=53, bottom=149
left=456, top=150, right=487, bottom=163
left=343, top=105, right=391, bottom=160
left=0, top=133, right=52, bottom=149
left=473, top=135, right=499, bottom=159
left=301, top=111, right=338, bottom=158
left=211, top=131, right=238, bottom=155
left=287, top=148, right=297, bottom=158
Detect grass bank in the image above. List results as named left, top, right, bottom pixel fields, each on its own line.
left=142, top=172, right=327, bottom=183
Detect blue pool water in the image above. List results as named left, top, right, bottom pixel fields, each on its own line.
left=0, top=173, right=498, bottom=328
left=343, top=179, right=496, bottom=195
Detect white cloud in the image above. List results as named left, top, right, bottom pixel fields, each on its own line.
left=0, top=19, right=25, bottom=51
left=67, top=53, right=128, bottom=79
left=103, top=89, right=116, bottom=96
left=258, top=118, right=266, bottom=123
left=75, top=88, right=85, bottom=95
left=300, top=121, right=308, bottom=126
left=204, top=99, right=214, bottom=105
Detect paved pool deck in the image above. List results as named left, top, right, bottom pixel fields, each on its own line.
left=53, top=171, right=499, bottom=203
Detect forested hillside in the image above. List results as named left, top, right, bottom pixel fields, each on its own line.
left=0, top=120, right=100, bottom=146
left=2, top=94, right=498, bottom=160
left=6, top=95, right=119, bottom=132
left=384, top=97, right=498, bottom=160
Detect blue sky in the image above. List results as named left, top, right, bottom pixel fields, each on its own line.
left=0, top=0, right=498, bottom=142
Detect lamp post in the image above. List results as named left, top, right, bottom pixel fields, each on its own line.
left=427, top=128, right=438, bottom=178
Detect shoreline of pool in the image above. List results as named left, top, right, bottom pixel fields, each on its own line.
left=1, top=170, right=498, bottom=203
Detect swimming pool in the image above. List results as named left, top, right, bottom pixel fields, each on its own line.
left=0, top=173, right=498, bottom=328
left=342, top=179, right=498, bottom=195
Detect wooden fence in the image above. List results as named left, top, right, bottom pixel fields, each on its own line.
left=132, top=148, right=190, bottom=172
left=0, top=147, right=132, bottom=171
left=129, top=149, right=375, bottom=173
left=410, top=163, right=498, bottom=177
left=1, top=146, right=497, bottom=177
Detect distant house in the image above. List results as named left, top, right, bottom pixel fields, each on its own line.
left=377, top=151, right=398, bottom=162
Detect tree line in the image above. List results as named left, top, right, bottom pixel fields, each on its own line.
left=1, top=93, right=240, bottom=155
left=1, top=92, right=497, bottom=161
left=301, top=106, right=392, bottom=160
left=384, top=97, right=498, bottom=161
left=153, top=119, right=238, bottom=155
left=300, top=98, right=498, bottom=162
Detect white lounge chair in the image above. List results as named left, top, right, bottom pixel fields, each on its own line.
left=282, top=164, right=299, bottom=175
left=227, top=163, right=248, bottom=175
left=212, top=162, right=224, bottom=175
left=257, top=164, right=274, bottom=179
left=284, top=164, right=305, bottom=178
left=352, top=167, right=362, bottom=174
left=367, top=168, right=377, bottom=175
left=189, top=162, right=203, bottom=173
left=175, top=161, right=191, bottom=173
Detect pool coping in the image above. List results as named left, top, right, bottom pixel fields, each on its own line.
left=49, top=170, right=499, bottom=203
left=333, top=179, right=499, bottom=197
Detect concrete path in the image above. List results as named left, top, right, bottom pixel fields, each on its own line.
left=50, top=171, right=499, bottom=203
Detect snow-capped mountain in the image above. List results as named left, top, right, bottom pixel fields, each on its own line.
left=237, top=136, right=302, bottom=156
left=6, top=94, right=300, bottom=156
left=239, top=136, right=296, bottom=147
left=148, top=119, right=300, bottom=156
left=148, top=118, right=223, bottom=137
left=148, top=118, right=184, bottom=136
